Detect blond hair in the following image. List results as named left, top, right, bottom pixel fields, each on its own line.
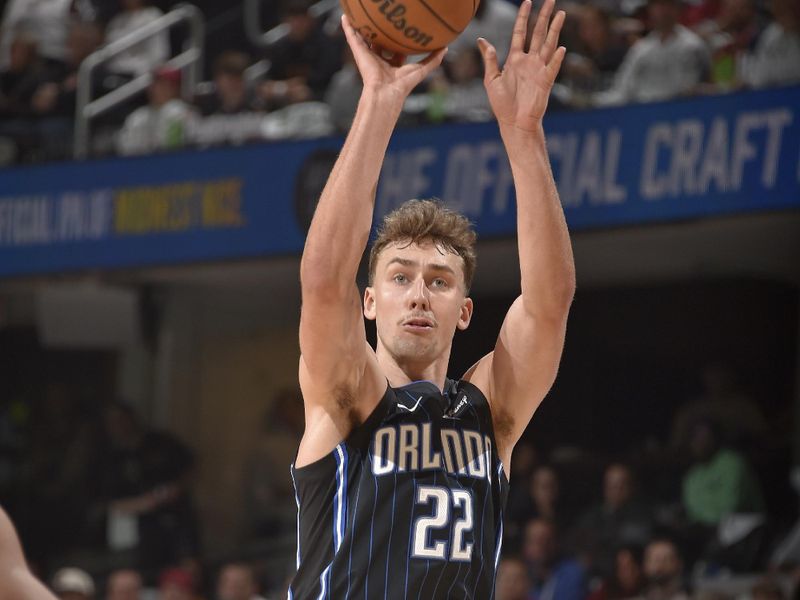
left=368, top=199, right=477, bottom=292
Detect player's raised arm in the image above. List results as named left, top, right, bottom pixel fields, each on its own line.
left=469, top=0, right=575, bottom=466
left=297, top=17, right=447, bottom=463
left=0, top=507, right=58, bottom=600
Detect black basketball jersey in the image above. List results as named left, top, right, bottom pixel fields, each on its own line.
left=289, top=378, right=510, bottom=600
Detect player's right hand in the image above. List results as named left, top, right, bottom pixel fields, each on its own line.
left=341, top=14, right=447, bottom=106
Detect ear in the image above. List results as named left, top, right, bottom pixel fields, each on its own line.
left=456, top=296, right=473, bottom=331
left=363, top=286, right=377, bottom=321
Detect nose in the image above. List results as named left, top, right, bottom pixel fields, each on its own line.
left=408, top=277, right=430, bottom=311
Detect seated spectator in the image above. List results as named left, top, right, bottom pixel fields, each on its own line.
left=639, top=538, right=689, bottom=600
left=495, top=556, right=532, bottom=600
left=51, top=567, right=96, bottom=600
left=324, top=45, right=360, bottom=132
left=448, top=0, right=519, bottom=65
left=572, top=463, right=652, bottom=577
left=693, top=0, right=762, bottom=90
left=751, top=577, right=788, bottom=600
left=196, top=52, right=259, bottom=116
left=116, top=66, right=197, bottom=156
left=105, top=569, right=143, bottom=600
left=243, top=389, right=304, bottom=539
left=561, top=6, right=629, bottom=103
left=0, top=29, right=49, bottom=118
left=0, top=0, right=72, bottom=69
left=96, top=402, right=199, bottom=571
left=682, top=419, right=765, bottom=528
left=588, top=545, right=645, bottom=600
left=158, top=567, right=195, bottom=600
left=104, top=0, right=168, bottom=78
left=216, top=562, right=268, bottom=600
left=523, top=518, right=588, bottom=600
left=741, top=0, right=800, bottom=88
left=507, top=464, right=565, bottom=551
left=594, top=0, right=711, bottom=106
left=426, top=46, right=492, bottom=123
left=258, top=0, right=342, bottom=110
left=30, top=20, right=106, bottom=119
left=670, top=363, right=768, bottom=452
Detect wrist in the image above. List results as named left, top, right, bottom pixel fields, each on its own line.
left=359, top=86, right=405, bottom=116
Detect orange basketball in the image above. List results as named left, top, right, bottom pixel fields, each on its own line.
left=341, top=0, right=480, bottom=55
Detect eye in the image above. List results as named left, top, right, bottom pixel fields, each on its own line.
left=393, top=273, right=407, bottom=283
left=432, top=278, right=448, bottom=288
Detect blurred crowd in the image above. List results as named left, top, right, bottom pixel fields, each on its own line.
left=0, top=0, right=798, bottom=164
left=0, top=361, right=798, bottom=600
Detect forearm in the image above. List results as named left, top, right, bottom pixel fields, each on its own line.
left=502, top=124, right=576, bottom=316
left=301, top=89, right=404, bottom=290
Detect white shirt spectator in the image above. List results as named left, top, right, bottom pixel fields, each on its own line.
left=0, top=0, right=72, bottom=68
left=105, top=6, right=169, bottom=76
left=449, top=0, right=518, bottom=65
left=116, top=99, right=197, bottom=155
left=742, top=22, right=800, bottom=88
left=595, top=25, right=711, bottom=105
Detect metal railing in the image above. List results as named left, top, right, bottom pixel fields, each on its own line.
left=74, top=3, right=205, bottom=159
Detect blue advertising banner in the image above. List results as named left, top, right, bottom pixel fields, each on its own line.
left=0, top=85, right=798, bottom=277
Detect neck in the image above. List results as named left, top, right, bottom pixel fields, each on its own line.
left=376, top=341, right=452, bottom=391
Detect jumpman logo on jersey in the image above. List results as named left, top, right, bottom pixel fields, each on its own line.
left=445, top=395, right=469, bottom=418
left=397, top=395, right=424, bottom=412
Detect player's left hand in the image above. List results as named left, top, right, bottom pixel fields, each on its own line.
left=478, top=0, right=566, bottom=132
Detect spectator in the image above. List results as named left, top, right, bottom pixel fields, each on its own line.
left=30, top=20, right=105, bottom=119
left=0, top=30, right=49, bottom=117
left=523, top=518, right=588, bottom=600
left=449, top=0, right=519, bottom=65
left=742, top=0, right=800, bottom=88
left=670, top=363, right=768, bottom=451
left=682, top=419, right=765, bottom=528
left=216, top=562, right=267, bottom=600
left=0, top=0, right=72, bottom=69
left=693, top=0, right=761, bottom=89
left=572, top=463, right=652, bottom=577
left=116, top=66, right=197, bottom=156
left=243, top=389, right=304, bottom=539
left=751, top=577, right=787, bottom=600
left=96, top=402, right=199, bottom=571
left=426, top=46, right=492, bottom=123
left=258, top=0, right=342, bottom=110
left=324, top=45, right=360, bottom=132
left=561, top=6, right=630, bottom=103
left=51, top=567, right=96, bottom=600
left=105, top=569, right=143, bottom=600
left=196, top=52, right=258, bottom=116
left=496, top=556, right=532, bottom=600
left=588, top=545, right=645, bottom=600
left=104, top=0, right=168, bottom=78
left=158, top=567, right=195, bottom=600
left=595, top=0, right=711, bottom=105
left=639, top=538, right=689, bottom=600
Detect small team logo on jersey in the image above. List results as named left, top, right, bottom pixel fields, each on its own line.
left=445, top=395, right=469, bottom=418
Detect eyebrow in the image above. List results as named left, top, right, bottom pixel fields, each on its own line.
left=385, top=257, right=456, bottom=275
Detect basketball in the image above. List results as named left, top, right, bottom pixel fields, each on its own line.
left=340, top=0, right=481, bottom=55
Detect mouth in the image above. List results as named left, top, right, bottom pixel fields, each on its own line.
left=401, top=317, right=435, bottom=331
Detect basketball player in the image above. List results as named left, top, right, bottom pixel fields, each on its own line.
left=291, top=0, right=572, bottom=597
left=0, top=506, right=58, bottom=600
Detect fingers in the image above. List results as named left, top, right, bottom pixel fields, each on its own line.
left=477, top=38, right=500, bottom=82
left=546, top=46, right=566, bottom=83
left=409, top=46, right=447, bottom=80
left=510, top=0, right=533, bottom=54
left=530, top=0, right=555, bottom=54
left=541, top=10, right=565, bottom=63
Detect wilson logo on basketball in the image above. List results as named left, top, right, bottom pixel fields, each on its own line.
left=369, top=0, right=433, bottom=47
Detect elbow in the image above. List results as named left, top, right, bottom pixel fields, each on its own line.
left=523, top=272, right=576, bottom=319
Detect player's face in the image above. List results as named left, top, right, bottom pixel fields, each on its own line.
left=364, top=240, right=473, bottom=364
